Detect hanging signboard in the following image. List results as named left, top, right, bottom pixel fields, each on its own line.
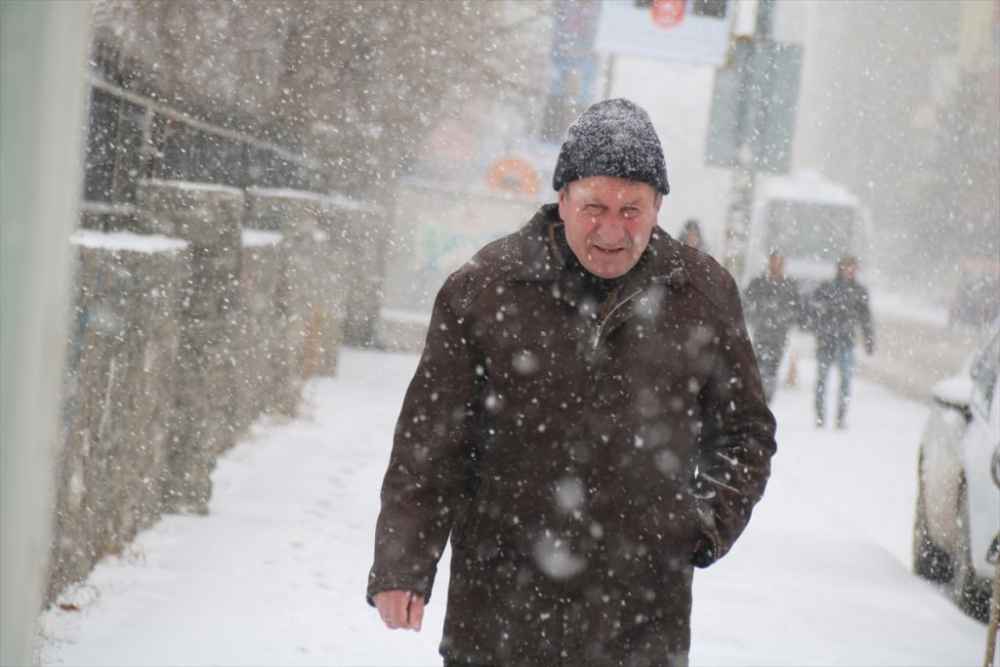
left=705, top=37, right=803, bottom=174
left=595, top=0, right=734, bottom=66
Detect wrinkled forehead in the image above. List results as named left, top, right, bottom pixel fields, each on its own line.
left=567, top=177, right=659, bottom=205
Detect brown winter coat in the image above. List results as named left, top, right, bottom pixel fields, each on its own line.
left=368, top=204, right=776, bottom=667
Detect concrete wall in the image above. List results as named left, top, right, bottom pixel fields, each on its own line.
left=45, top=181, right=364, bottom=603
left=0, top=3, right=94, bottom=662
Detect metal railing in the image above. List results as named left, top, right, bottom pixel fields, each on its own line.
left=80, top=42, right=330, bottom=232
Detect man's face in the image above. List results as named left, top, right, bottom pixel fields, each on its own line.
left=768, top=254, right=785, bottom=278
left=558, top=176, right=662, bottom=279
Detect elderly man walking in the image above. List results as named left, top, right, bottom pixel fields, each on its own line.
left=367, top=99, right=777, bottom=667
left=744, top=250, right=802, bottom=403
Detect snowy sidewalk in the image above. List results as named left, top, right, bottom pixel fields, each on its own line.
left=37, top=348, right=990, bottom=666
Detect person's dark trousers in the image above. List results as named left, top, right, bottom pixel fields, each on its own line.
left=754, top=337, right=785, bottom=402
left=815, top=344, right=855, bottom=427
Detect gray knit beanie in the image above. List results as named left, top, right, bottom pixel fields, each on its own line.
left=552, top=98, right=669, bottom=196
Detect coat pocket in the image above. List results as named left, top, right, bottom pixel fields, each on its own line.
left=451, top=478, right=495, bottom=552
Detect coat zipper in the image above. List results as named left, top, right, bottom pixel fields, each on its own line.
left=591, top=287, right=644, bottom=352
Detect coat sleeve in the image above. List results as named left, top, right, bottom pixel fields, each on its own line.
left=367, top=276, right=482, bottom=605
left=799, top=283, right=824, bottom=333
left=859, top=287, right=875, bottom=353
left=690, top=270, right=777, bottom=567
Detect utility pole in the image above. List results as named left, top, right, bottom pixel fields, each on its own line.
left=723, top=0, right=774, bottom=282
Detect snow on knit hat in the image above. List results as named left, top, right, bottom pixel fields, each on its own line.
left=552, top=98, right=669, bottom=196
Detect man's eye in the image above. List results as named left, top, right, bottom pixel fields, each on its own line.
left=622, top=208, right=638, bottom=218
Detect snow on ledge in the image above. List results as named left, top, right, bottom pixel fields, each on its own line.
left=71, top=230, right=187, bottom=253
left=242, top=229, right=283, bottom=247
left=380, top=307, right=431, bottom=325
left=143, top=178, right=244, bottom=197
left=247, top=186, right=381, bottom=214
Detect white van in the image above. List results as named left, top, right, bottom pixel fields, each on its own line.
left=742, top=170, right=872, bottom=293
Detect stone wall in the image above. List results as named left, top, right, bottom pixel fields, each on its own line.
left=137, top=180, right=246, bottom=515
left=46, top=181, right=369, bottom=602
left=246, top=187, right=371, bottom=368
left=236, top=229, right=288, bottom=426
left=51, top=231, right=187, bottom=592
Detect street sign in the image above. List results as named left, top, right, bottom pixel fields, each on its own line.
left=705, top=37, right=803, bottom=173
left=595, top=0, right=734, bottom=67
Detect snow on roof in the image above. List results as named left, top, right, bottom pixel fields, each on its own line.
left=71, top=230, right=188, bottom=253
left=759, top=170, right=861, bottom=207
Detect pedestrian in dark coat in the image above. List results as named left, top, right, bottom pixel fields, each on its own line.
left=808, top=256, right=875, bottom=429
left=743, top=250, right=802, bottom=402
left=678, top=218, right=709, bottom=255
left=368, top=99, right=777, bottom=667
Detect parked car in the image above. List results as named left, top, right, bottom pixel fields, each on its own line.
left=913, top=318, right=1000, bottom=622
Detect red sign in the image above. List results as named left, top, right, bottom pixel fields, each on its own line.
left=651, top=0, right=686, bottom=29
left=596, top=0, right=734, bottom=66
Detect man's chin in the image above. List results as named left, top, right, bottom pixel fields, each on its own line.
left=585, top=263, right=629, bottom=280
left=584, top=251, right=632, bottom=279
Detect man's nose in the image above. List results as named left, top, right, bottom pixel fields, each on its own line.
left=594, top=215, right=627, bottom=245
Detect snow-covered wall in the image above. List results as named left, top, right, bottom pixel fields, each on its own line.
left=46, top=181, right=357, bottom=603
left=50, top=234, right=187, bottom=593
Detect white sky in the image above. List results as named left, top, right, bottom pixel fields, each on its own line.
left=36, top=341, right=992, bottom=667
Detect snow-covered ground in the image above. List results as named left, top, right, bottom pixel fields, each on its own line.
left=36, top=347, right=992, bottom=667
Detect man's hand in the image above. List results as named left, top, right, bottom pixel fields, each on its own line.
left=372, top=589, right=425, bottom=632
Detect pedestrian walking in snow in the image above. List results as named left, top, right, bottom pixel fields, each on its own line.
left=743, top=250, right=802, bottom=402
left=807, top=256, right=875, bottom=429
left=678, top=218, right=709, bottom=254
left=367, top=98, right=777, bottom=667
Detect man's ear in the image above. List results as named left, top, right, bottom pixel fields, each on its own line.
left=653, top=192, right=663, bottom=213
